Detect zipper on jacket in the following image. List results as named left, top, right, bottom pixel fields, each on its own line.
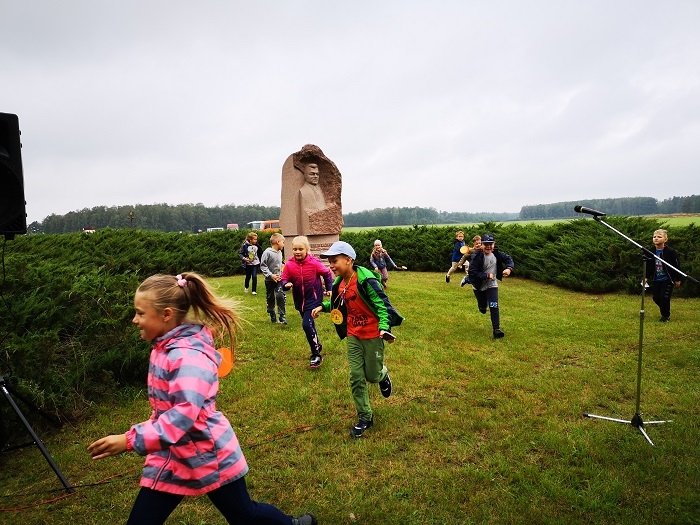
left=151, top=449, right=173, bottom=490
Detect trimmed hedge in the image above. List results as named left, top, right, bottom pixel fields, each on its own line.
left=341, top=217, right=699, bottom=296
left=0, top=219, right=697, bottom=420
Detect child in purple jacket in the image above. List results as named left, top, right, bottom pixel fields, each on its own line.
left=282, top=236, right=333, bottom=369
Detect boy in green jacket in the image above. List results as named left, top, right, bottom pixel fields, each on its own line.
left=312, top=241, right=403, bottom=438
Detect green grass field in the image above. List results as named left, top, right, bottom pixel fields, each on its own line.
left=2, top=273, right=699, bottom=524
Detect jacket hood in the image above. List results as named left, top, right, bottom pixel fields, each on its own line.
left=154, top=323, right=216, bottom=363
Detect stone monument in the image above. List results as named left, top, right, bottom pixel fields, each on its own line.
left=279, top=144, right=343, bottom=259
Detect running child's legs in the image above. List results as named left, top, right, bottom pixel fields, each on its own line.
left=127, top=487, right=183, bottom=524
left=207, top=476, right=293, bottom=524
left=347, top=336, right=387, bottom=421
left=274, top=284, right=287, bottom=319
left=473, top=288, right=500, bottom=329
left=127, top=479, right=294, bottom=525
left=474, top=289, right=487, bottom=313
left=378, top=267, right=389, bottom=288
left=265, top=281, right=277, bottom=315
left=446, top=261, right=462, bottom=277
left=301, top=309, right=322, bottom=355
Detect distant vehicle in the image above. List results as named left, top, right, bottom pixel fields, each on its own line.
left=206, top=227, right=224, bottom=232
left=83, top=227, right=96, bottom=234
left=226, top=223, right=239, bottom=230
left=246, top=220, right=280, bottom=232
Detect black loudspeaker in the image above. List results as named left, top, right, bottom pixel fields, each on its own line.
left=0, top=112, right=27, bottom=238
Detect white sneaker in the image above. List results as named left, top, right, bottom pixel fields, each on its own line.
left=244, top=288, right=248, bottom=293
left=252, top=291, right=257, bottom=295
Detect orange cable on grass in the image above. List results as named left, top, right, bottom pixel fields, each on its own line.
left=0, top=468, right=140, bottom=512
left=0, top=491, right=75, bottom=512
left=2, top=395, right=432, bottom=511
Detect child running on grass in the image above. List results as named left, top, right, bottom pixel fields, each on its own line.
left=260, top=232, right=287, bottom=324
left=467, top=233, right=514, bottom=339
left=369, top=239, right=399, bottom=289
left=87, top=272, right=317, bottom=525
left=313, top=241, right=403, bottom=438
left=445, top=230, right=467, bottom=283
left=281, top=236, right=333, bottom=369
left=460, top=235, right=482, bottom=287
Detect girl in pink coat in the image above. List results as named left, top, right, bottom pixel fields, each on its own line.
left=88, top=272, right=317, bottom=525
left=281, top=236, right=333, bottom=369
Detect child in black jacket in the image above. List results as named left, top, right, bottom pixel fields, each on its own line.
left=468, top=233, right=514, bottom=338
left=645, top=229, right=682, bottom=322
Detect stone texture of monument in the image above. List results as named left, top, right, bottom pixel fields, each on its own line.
left=279, top=144, right=343, bottom=260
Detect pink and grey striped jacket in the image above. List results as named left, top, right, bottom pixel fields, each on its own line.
left=281, top=254, right=333, bottom=312
left=125, top=323, right=248, bottom=496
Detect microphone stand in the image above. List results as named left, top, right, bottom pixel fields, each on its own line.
left=581, top=215, right=697, bottom=446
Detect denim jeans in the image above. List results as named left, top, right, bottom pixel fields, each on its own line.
left=244, top=264, right=259, bottom=293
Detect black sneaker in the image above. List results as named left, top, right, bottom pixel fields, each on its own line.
left=493, top=329, right=505, bottom=338
left=292, top=513, right=318, bottom=525
left=310, top=354, right=323, bottom=369
left=659, top=316, right=670, bottom=322
left=351, top=416, right=374, bottom=438
left=270, top=313, right=277, bottom=323
left=460, top=275, right=470, bottom=287
left=278, top=316, right=287, bottom=325
left=445, top=274, right=450, bottom=283
left=379, top=373, right=392, bottom=398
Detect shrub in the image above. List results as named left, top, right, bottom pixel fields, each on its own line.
left=0, top=221, right=696, bottom=420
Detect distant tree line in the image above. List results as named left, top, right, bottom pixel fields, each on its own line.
left=29, top=204, right=520, bottom=234
left=26, top=195, right=700, bottom=234
left=343, top=207, right=518, bottom=227
left=519, top=195, right=700, bottom=220
left=31, top=203, right=281, bottom=234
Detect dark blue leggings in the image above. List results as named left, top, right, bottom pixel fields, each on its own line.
left=126, top=476, right=292, bottom=525
left=301, top=308, right=322, bottom=356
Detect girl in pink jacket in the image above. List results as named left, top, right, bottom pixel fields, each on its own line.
left=88, top=272, right=317, bottom=525
left=282, top=236, right=333, bottom=369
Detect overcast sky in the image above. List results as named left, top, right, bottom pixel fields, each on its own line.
left=2, top=1, right=699, bottom=224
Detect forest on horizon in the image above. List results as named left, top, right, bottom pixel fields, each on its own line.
left=27, top=194, right=700, bottom=234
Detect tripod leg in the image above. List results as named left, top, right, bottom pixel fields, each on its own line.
left=637, top=425, right=655, bottom=447
left=1, top=384, right=75, bottom=493
left=583, top=413, right=630, bottom=424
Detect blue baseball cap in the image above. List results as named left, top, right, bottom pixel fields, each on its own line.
left=320, top=241, right=356, bottom=259
left=481, top=233, right=495, bottom=243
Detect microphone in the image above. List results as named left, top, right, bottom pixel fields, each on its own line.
left=574, top=205, right=606, bottom=217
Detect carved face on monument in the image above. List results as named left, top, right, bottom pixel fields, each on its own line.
left=303, top=163, right=320, bottom=185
